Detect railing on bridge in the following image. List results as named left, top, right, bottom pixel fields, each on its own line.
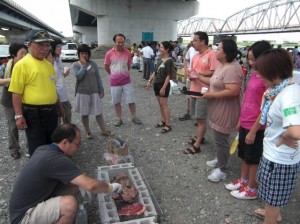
left=177, top=0, right=300, bottom=36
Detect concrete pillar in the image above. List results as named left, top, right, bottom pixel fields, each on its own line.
left=70, top=0, right=199, bottom=45
left=72, top=25, right=97, bottom=44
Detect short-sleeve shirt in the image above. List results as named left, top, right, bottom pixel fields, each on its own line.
left=54, top=57, right=69, bottom=102
left=9, top=145, right=82, bottom=224
left=208, top=60, right=244, bottom=134
left=153, top=58, right=175, bottom=84
left=240, top=71, right=267, bottom=130
left=141, top=46, right=154, bottom=59
left=104, top=48, right=132, bottom=87
left=185, top=47, right=198, bottom=69
left=8, top=54, right=57, bottom=105
left=190, top=48, right=218, bottom=98
left=264, top=84, right=300, bottom=165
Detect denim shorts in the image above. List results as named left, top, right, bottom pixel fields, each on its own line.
left=257, top=156, right=300, bottom=207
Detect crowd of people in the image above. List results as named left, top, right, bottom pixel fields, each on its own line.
left=0, top=28, right=299, bottom=224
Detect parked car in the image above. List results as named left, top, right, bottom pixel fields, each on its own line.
left=0, top=44, right=10, bottom=78
left=61, top=43, right=78, bottom=61
left=0, top=44, right=10, bottom=65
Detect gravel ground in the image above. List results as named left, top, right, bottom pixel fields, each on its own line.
left=0, top=59, right=299, bottom=224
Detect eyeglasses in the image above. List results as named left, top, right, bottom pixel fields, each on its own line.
left=67, top=139, right=81, bottom=148
left=192, top=39, right=201, bottom=43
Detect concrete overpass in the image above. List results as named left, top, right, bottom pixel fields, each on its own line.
left=70, top=0, right=199, bottom=46
left=0, top=0, right=65, bottom=43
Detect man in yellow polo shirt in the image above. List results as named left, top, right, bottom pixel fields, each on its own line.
left=9, top=29, right=63, bottom=157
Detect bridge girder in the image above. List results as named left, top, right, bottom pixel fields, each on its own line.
left=177, top=0, right=300, bottom=36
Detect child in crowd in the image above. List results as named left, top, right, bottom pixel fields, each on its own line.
left=225, top=40, right=272, bottom=199
left=131, top=52, right=140, bottom=70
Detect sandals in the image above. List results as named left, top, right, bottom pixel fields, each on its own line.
left=155, top=121, right=165, bottom=128
left=252, top=208, right=282, bottom=223
left=11, top=151, right=20, bottom=159
left=187, top=136, right=205, bottom=145
left=101, top=130, right=114, bottom=137
left=161, top=125, right=171, bottom=133
left=183, top=145, right=201, bottom=155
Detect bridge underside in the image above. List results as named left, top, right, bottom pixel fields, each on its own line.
left=70, top=0, right=199, bottom=45
left=0, top=0, right=65, bottom=43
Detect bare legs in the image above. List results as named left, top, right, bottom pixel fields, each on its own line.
left=156, top=96, right=170, bottom=126
left=114, top=102, right=138, bottom=119
left=194, top=119, right=206, bottom=148
left=240, top=159, right=259, bottom=188
left=56, top=196, right=78, bottom=224
left=81, top=116, right=90, bottom=134
left=82, top=114, right=110, bottom=135
left=114, top=103, right=122, bottom=119
left=96, top=114, right=108, bottom=132
left=264, top=204, right=282, bottom=224
left=128, top=102, right=137, bottom=118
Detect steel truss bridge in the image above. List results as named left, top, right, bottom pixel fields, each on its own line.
left=178, top=0, right=300, bottom=36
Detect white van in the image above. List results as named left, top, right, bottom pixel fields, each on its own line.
left=61, top=43, right=78, bottom=61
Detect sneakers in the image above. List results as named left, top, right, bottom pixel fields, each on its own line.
left=206, top=158, right=218, bottom=168
left=207, top=168, right=226, bottom=182
left=178, top=113, right=191, bottom=121
left=231, top=186, right=257, bottom=199
left=132, top=117, right=142, bottom=125
left=225, top=178, right=248, bottom=191
left=101, top=130, right=114, bottom=137
left=115, top=119, right=123, bottom=127
left=86, top=132, right=93, bottom=139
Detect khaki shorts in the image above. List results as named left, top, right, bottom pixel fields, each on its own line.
left=21, top=197, right=60, bottom=224
left=111, top=83, right=135, bottom=105
left=191, top=97, right=208, bottom=119
left=20, top=184, right=78, bottom=224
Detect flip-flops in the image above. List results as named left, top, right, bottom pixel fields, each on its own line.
left=252, top=208, right=282, bottom=223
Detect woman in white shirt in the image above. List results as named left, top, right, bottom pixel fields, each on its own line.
left=253, top=48, right=300, bottom=224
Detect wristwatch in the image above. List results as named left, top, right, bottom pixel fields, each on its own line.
left=14, top=114, right=23, bottom=120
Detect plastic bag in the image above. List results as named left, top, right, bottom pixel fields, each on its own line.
left=103, top=153, right=134, bottom=165
left=230, top=134, right=239, bottom=155
left=107, top=137, right=128, bottom=156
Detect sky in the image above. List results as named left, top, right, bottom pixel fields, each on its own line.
left=11, top=0, right=299, bottom=43
left=12, top=0, right=73, bottom=37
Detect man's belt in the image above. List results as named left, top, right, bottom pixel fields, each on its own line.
left=23, top=104, right=55, bottom=110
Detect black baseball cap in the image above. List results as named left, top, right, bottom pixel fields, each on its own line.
left=26, top=29, right=54, bottom=43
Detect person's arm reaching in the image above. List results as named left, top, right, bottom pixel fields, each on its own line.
left=71, top=174, right=122, bottom=194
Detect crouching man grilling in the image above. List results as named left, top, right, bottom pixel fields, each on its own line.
left=9, top=123, right=122, bottom=224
